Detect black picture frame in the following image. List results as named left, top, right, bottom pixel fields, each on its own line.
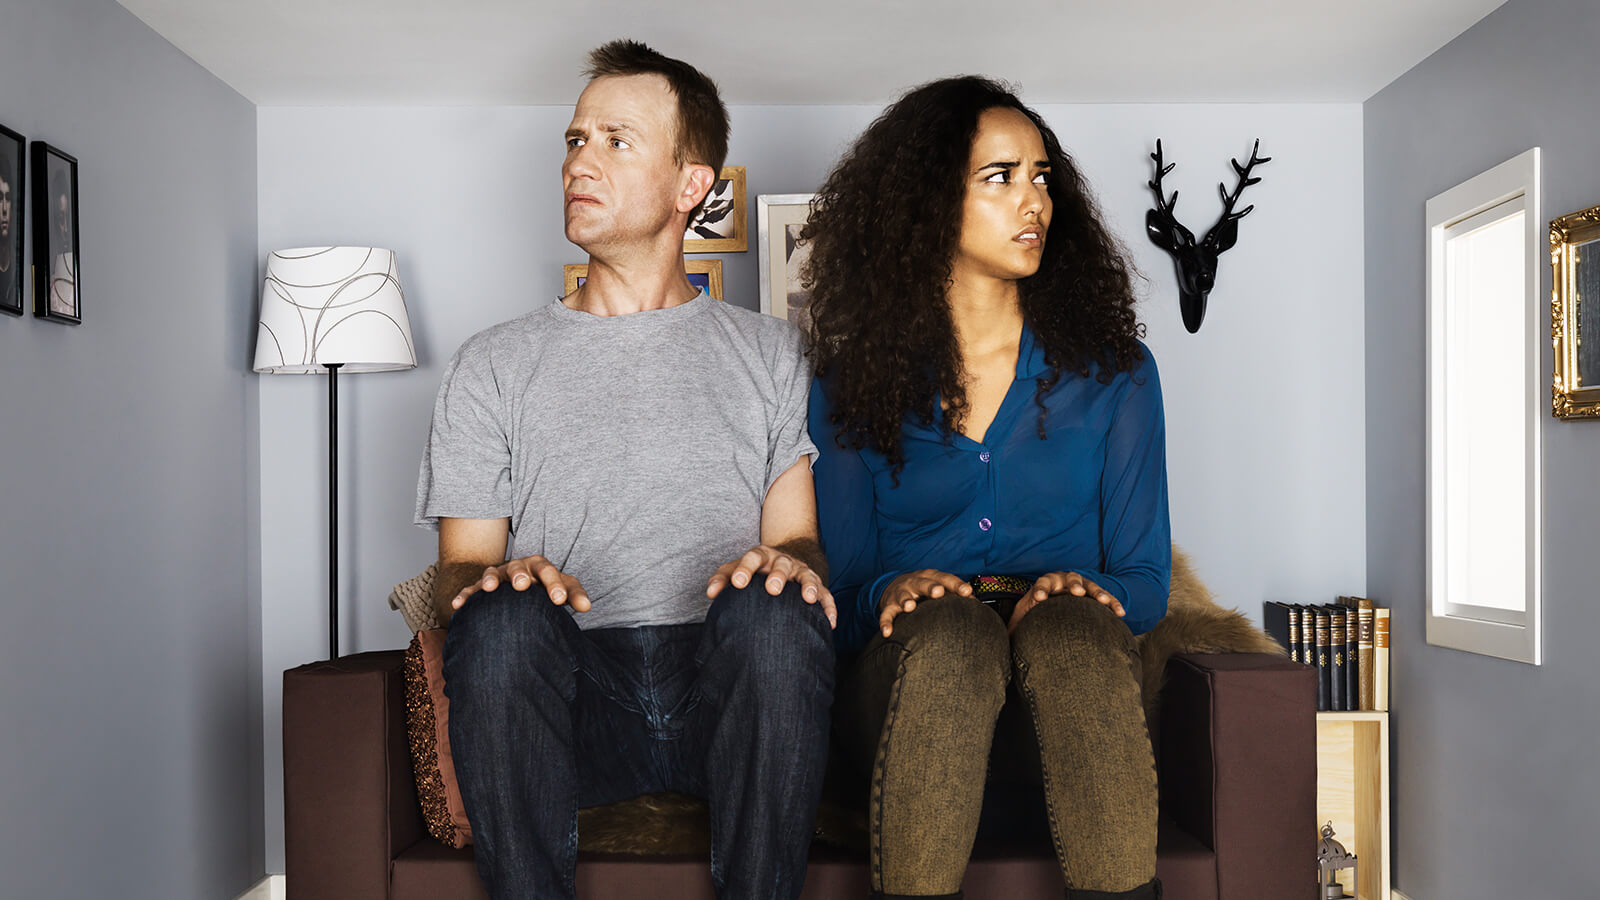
left=32, top=141, right=79, bottom=324
left=0, top=123, right=23, bottom=317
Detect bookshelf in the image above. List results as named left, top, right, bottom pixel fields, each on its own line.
left=1316, top=711, right=1390, bottom=900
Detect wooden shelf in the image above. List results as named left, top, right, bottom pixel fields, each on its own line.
left=1317, top=710, right=1390, bottom=900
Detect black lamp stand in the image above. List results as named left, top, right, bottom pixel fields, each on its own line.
left=326, top=362, right=343, bottom=661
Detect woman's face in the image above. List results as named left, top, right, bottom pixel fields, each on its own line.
left=952, top=107, right=1052, bottom=283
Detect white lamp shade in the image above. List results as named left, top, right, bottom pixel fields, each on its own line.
left=253, top=246, right=416, bottom=374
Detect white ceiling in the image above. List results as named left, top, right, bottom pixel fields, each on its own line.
left=115, top=0, right=1508, bottom=106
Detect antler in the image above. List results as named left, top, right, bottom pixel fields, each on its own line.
left=1147, top=139, right=1179, bottom=217
left=1146, top=139, right=1194, bottom=253
left=1211, top=139, right=1272, bottom=230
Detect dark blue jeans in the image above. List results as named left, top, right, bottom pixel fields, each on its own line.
left=443, top=580, right=835, bottom=900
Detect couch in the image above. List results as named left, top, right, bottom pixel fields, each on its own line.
left=283, top=648, right=1314, bottom=899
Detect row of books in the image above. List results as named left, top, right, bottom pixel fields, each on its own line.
left=1264, top=597, right=1389, bottom=712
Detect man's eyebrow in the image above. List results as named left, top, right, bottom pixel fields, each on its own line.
left=566, top=122, right=637, bottom=140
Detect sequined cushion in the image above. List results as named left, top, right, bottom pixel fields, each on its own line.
left=403, top=630, right=473, bottom=847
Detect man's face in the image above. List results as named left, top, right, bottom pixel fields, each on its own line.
left=0, top=173, right=11, bottom=241
left=562, top=74, right=693, bottom=253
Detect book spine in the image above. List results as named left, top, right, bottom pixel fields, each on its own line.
left=1329, top=606, right=1347, bottom=712
left=1374, top=608, right=1390, bottom=712
left=1296, top=605, right=1314, bottom=671
left=1287, top=606, right=1301, bottom=664
left=1315, top=609, right=1332, bottom=711
left=1357, top=601, right=1375, bottom=710
left=1264, top=602, right=1292, bottom=660
left=1344, top=606, right=1358, bottom=711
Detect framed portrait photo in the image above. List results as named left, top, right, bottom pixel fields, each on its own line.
left=563, top=258, right=725, bottom=301
left=684, top=166, right=746, bottom=253
left=0, top=124, right=23, bottom=317
left=32, top=142, right=80, bottom=324
left=757, top=193, right=816, bottom=326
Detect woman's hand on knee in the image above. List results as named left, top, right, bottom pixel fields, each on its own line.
left=878, top=570, right=972, bottom=637
left=1008, top=571, right=1124, bottom=633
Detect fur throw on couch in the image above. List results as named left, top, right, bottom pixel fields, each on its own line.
left=391, top=546, right=1283, bottom=854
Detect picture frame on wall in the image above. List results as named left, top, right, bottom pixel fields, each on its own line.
left=32, top=141, right=80, bottom=324
left=684, top=166, right=746, bottom=253
left=756, top=193, right=815, bottom=326
left=0, top=123, right=24, bottom=317
left=564, top=258, right=724, bottom=301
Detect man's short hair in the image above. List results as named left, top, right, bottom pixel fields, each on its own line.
left=584, top=40, right=730, bottom=211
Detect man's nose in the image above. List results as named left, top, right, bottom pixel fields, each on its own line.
left=564, top=142, right=601, bottom=183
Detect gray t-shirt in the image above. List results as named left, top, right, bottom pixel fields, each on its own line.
left=415, top=291, right=817, bottom=630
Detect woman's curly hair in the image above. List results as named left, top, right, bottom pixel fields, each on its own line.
left=802, top=76, right=1145, bottom=471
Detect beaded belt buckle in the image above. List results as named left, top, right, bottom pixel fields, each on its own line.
left=970, top=574, right=1032, bottom=622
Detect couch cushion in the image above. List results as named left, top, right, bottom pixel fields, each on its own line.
left=389, top=818, right=1214, bottom=900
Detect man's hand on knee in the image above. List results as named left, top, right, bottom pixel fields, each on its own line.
left=455, top=555, right=592, bottom=614
left=706, top=544, right=837, bottom=629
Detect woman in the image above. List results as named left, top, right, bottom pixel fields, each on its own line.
left=805, top=77, right=1168, bottom=900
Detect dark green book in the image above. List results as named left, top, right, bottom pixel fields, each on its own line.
left=1313, top=608, right=1332, bottom=711
left=1329, top=604, right=1348, bottom=712
left=1263, top=602, right=1297, bottom=663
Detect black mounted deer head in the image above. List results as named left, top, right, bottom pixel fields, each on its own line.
left=1145, top=139, right=1271, bottom=333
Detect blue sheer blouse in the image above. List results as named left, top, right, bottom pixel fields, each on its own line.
left=810, top=327, right=1172, bottom=658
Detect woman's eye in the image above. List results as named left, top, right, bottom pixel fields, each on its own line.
left=1033, top=172, right=1049, bottom=184
left=984, top=171, right=1008, bottom=183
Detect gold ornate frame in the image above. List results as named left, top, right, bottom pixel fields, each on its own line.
left=1550, top=203, right=1600, bottom=418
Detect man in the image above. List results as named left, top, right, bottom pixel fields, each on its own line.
left=415, top=40, right=835, bottom=900
left=0, top=148, right=16, bottom=312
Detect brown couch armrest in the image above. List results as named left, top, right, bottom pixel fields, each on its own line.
left=284, top=650, right=422, bottom=900
left=1158, top=652, right=1316, bottom=900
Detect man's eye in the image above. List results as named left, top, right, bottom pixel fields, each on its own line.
left=610, top=138, right=631, bottom=150
left=567, top=137, right=585, bottom=149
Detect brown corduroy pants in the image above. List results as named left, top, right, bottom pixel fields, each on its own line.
left=834, top=594, right=1158, bottom=897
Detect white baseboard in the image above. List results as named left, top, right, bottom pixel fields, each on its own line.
left=233, top=874, right=284, bottom=900
left=1393, top=891, right=1415, bottom=900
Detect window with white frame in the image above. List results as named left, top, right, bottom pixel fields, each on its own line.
left=1424, top=148, right=1542, bottom=665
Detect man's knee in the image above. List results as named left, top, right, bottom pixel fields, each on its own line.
left=706, top=582, right=834, bottom=682
left=443, top=582, right=572, bottom=685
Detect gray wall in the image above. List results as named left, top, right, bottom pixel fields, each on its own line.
left=1365, top=0, right=1599, bottom=895
left=0, top=1, right=261, bottom=898
left=256, top=100, right=1366, bottom=871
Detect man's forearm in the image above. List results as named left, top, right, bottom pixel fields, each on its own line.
left=434, top=560, right=492, bottom=628
left=773, top=537, right=828, bottom=583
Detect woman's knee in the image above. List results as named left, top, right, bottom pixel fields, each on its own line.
left=892, top=595, right=1010, bottom=690
left=1011, top=594, right=1135, bottom=667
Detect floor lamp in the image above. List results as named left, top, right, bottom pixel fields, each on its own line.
left=253, top=247, right=416, bottom=660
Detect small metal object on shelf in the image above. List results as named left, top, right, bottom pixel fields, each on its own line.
left=1316, top=821, right=1358, bottom=899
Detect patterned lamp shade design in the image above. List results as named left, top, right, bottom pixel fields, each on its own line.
left=253, top=247, right=416, bottom=374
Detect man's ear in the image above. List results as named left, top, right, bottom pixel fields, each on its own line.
left=678, top=163, right=717, bottom=215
